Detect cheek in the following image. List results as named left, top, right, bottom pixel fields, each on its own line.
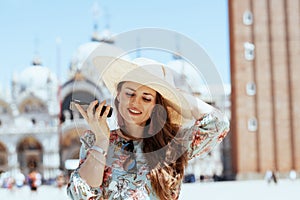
left=118, top=100, right=128, bottom=112
left=119, top=93, right=129, bottom=105
left=144, top=104, right=155, bottom=116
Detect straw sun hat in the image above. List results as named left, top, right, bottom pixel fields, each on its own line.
left=93, top=56, right=194, bottom=125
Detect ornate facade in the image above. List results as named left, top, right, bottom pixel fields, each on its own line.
left=0, top=61, right=60, bottom=181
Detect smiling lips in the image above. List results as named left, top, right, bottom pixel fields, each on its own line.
left=128, top=108, right=142, bottom=115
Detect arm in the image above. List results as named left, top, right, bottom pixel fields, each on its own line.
left=74, top=100, right=111, bottom=187
left=67, top=100, right=111, bottom=200
left=67, top=131, right=103, bottom=199
left=181, top=93, right=230, bottom=159
left=186, top=109, right=230, bottom=159
left=78, top=134, right=108, bottom=187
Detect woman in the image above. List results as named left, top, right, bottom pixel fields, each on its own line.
left=67, top=56, right=230, bottom=200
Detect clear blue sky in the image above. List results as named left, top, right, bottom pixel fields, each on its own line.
left=0, top=0, right=230, bottom=90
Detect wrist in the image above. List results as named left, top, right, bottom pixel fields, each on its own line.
left=90, top=145, right=107, bottom=157
left=88, top=149, right=106, bottom=165
left=94, top=138, right=109, bottom=150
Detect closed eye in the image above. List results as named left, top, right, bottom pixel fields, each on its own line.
left=126, top=92, right=134, bottom=97
left=143, top=97, right=152, bottom=102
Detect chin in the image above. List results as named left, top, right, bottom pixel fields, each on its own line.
left=125, top=119, right=146, bottom=126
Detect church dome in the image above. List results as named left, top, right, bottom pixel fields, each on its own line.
left=69, top=41, right=101, bottom=74
left=18, top=64, right=58, bottom=90
left=69, top=41, right=127, bottom=81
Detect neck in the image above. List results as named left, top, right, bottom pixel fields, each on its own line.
left=121, top=122, right=144, bottom=140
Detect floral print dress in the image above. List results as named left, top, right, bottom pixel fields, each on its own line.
left=67, top=110, right=230, bottom=200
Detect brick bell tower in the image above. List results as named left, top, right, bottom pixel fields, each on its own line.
left=228, top=0, right=300, bottom=179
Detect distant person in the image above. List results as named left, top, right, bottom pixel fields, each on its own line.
left=28, top=170, right=42, bottom=191
left=271, top=171, right=278, bottom=184
left=56, top=173, right=66, bottom=189
left=4, top=176, right=15, bottom=190
left=183, top=173, right=196, bottom=183
left=200, top=175, right=205, bottom=182
left=14, top=170, right=25, bottom=188
left=289, top=170, right=297, bottom=181
left=265, top=170, right=277, bottom=184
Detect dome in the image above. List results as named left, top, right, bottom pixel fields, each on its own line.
left=69, top=41, right=128, bottom=82
left=70, top=42, right=127, bottom=71
left=70, top=41, right=101, bottom=73
left=18, top=65, right=58, bottom=90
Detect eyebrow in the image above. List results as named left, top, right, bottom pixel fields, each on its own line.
left=125, top=87, right=155, bottom=97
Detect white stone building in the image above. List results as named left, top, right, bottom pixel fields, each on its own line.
left=0, top=59, right=60, bottom=181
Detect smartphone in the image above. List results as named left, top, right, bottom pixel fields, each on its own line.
left=69, top=99, right=113, bottom=118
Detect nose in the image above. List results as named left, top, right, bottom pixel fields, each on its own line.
left=130, top=95, right=141, bottom=105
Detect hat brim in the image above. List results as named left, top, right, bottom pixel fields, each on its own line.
left=93, top=56, right=193, bottom=122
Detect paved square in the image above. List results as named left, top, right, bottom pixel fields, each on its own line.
left=0, top=179, right=299, bottom=200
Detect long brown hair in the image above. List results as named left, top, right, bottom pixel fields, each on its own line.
left=115, top=82, right=188, bottom=199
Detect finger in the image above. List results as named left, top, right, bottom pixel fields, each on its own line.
left=102, top=105, right=111, bottom=118
left=87, top=100, right=98, bottom=118
left=95, top=100, right=106, bottom=118
left=74, top=103, right=88, bottom=120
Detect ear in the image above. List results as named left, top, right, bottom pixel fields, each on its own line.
left=117, top=93, right=120, bottom=102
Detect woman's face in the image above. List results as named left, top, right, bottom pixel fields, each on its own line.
left=117, top=81, right=157, bottom=126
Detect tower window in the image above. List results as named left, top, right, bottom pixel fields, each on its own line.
left=246, top=82, right=256, bottom=96
left=243, top=10, right=253, bottom=25
left=248, top=117, right=258, bottom=132
left=244, top=42, right=255, bottom=60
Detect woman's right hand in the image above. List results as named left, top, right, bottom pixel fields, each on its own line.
left=75, top=100, right=111, bottom=146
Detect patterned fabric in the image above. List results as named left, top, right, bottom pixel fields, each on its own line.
left=67, top=110, right=230, bottom=200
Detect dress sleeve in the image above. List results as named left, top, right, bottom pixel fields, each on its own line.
left=66, top=130, right=103, bottom=200
left=183, top=109, right=230, bottom=159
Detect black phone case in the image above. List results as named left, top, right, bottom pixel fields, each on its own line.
left=69, top=99, right=113, bottom=118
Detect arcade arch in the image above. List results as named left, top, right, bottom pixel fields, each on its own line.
left=0, top=142, right=8, bottom=171
left=18, top=97, right=47, bottom=114
left=17, top=136, right=43, bottom=175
